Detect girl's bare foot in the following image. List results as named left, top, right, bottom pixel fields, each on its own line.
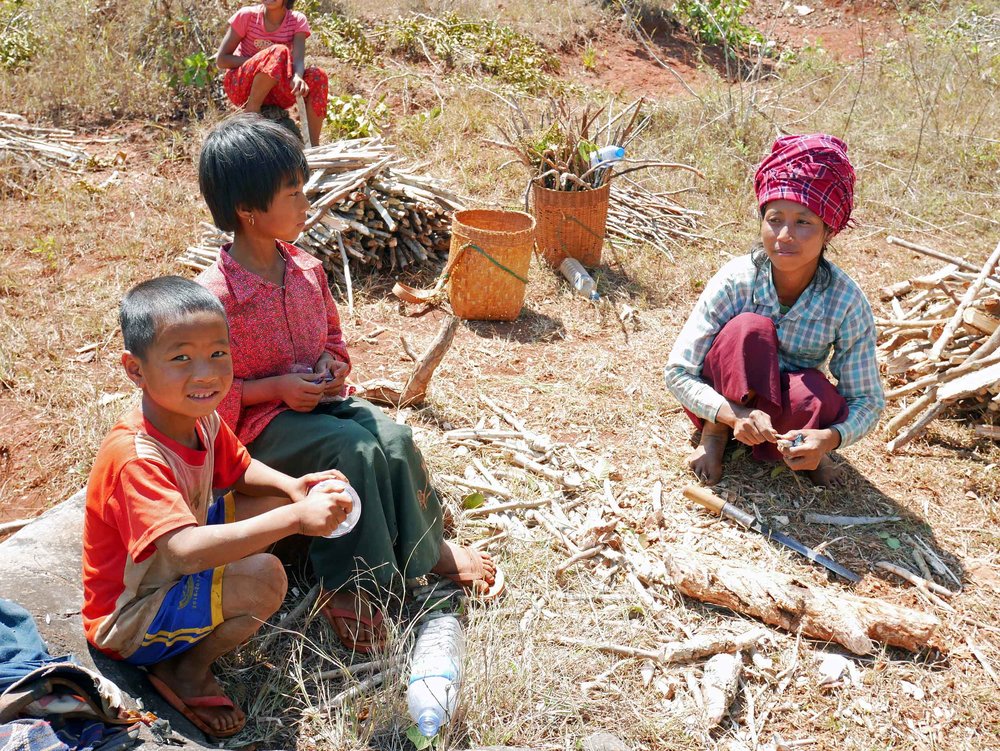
left=149, top=660, right=245, bottom=736
left=431, top=541, right=498, bottom=594
left=687, top=422, right=730, bottom=485
left=805, top=454, right=845, bottom=487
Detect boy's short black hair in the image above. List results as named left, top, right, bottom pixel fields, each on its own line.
left=198, top=113, right=309, bottom=232
left=120, top=276, right=228, bottom=359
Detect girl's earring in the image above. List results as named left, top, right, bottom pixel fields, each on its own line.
left=249, top=213, right=255, bottom=226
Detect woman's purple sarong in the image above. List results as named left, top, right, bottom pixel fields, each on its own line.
left=686, top=312, right=848, bottom=462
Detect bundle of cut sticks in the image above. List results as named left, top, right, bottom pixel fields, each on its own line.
left=606, top=181, right=707, bottom=260
left=179, top=138, right=463, bottom=298
left=877, top=235, right=1000, bottom=451
left=1, top=113, right=90, bottom=194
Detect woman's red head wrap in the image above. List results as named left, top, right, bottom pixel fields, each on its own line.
left=753, top=134, right=856, bottom=236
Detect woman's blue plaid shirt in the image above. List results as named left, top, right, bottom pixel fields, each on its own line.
left=664, top=254, right=885, bottom=448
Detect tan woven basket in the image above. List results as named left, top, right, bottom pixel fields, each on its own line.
left=446, top=209, right=536, bottom=321
left=532, top=181, right=610, bottom=267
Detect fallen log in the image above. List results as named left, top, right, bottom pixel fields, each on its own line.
left=662, top=549, right=941, bottom=655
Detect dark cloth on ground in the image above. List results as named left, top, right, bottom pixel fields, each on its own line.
left=685, top=312, right=849, bottom=462
left=247, top=397, right=444, bottom=591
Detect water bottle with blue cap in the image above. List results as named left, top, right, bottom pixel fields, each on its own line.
left=406, top=614, right=464, bottom=737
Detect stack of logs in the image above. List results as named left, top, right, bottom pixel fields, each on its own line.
left=877, top=235, right=1000, bottom=451
left=180, top=138, right=462, bottom=296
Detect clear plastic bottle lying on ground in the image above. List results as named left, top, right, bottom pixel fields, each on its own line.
left=407, top=614, right=465, bottom=737
left=559, top=257, right=600, bottom=301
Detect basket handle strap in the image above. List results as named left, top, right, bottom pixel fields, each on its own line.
left=392, top=243, right=528, bottom=305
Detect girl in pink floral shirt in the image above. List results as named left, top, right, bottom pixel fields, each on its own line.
left=196, top=114, right=504, bottom=652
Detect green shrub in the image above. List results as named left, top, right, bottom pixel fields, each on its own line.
left=316, top=14, right=376, bottom=65
left=0, top=0, right=38, bottom=70
left=670, top=0, right=764, bottom=51
left=325, top=93, right=389, bottom=139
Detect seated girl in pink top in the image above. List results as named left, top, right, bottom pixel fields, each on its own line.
left=215, top=0, right=327, bottom=146
left=196, top=114, right=505, bottom=654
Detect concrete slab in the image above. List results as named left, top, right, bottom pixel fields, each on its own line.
left=0, top=492, right=216, bottom=750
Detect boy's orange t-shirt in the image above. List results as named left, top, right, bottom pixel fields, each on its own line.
left=82, top=409, right=251, bottom=659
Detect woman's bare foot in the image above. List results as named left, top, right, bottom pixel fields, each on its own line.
left=431, top=541, right=498, bottom=595
left=687, top=422, right=731, bottom=485
left=149, top=658, right=245, bottom=737
left=805, top=454, right=845, bottom=487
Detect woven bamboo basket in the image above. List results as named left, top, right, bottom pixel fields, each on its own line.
left=447, top=209, right=536, bottom=321
left=532, top=181, right=611, bottom=267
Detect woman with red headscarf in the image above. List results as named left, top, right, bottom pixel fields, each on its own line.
left=665, top=134, right=885, bottom=486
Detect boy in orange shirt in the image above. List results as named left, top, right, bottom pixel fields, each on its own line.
left=82, top=276, right=354, bottom=739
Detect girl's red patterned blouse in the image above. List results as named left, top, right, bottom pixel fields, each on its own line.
left=196, top=240, right=351, bottom=445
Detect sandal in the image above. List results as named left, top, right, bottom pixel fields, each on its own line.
left=147, top=673, right=245, bottom=740
left=320, top=595, right=387, bottom=654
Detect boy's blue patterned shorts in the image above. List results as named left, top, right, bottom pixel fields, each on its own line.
left=125, top=493, right=234, bottom=666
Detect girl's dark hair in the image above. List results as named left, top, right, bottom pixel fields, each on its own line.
left=286, top=0, right=296, bottom=8
left=120, top=276, right=227, bottom=359
left=198, top=112, right=309, bottom=232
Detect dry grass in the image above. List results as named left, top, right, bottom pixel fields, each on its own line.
left=2, top=1, right=1000, bottom=749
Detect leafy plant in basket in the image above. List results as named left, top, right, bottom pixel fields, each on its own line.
left=487, top=97, right=688, bottom=267
left=486, top=97, right=653, bottom=194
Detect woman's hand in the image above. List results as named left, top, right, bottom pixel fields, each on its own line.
left=274, top=372, right=324, bottom=411
left=291, top=74, right=310, bottom=97
left=776, top=428, right=839, bottom=471
left=730, top=406, right=777, bottom=446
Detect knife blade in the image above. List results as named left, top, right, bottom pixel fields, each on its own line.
left=683, top=485, right=861, bottom=584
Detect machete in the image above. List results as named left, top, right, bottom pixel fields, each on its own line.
left=683, top=485, right=862, bottom=584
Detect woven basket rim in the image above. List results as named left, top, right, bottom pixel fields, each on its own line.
left=453, top=209, right=536, bottom=238
left=531, top=181, right=611, bottom=195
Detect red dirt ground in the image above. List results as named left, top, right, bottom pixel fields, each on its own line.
left=559, top=0, right=900, bottom=98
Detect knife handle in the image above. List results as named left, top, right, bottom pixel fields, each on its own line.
left=682, top=485, right=756, bottom=528
left=683, top=485, right=726, bottom=514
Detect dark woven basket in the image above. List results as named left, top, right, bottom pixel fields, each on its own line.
left=447, top=209, right=536, bottom=321
left=532, top=181, right=610, bottom=267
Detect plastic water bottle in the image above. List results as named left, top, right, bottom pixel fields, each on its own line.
left=589, top=144, right=624, bottom=167
left=407, top=615, right=464, bottom=737
left=559, top=257, right=600, bottom=301
left=308, top=479, right=361, bottom=538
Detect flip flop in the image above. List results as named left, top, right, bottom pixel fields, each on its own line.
left=320, top=603, right=387, bottom=654
left=146, top=673, right=245, bottom=740
left=441, top=561, right=507, bottom=603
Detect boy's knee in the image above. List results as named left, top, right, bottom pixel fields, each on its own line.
left=224, top=553, right=287, bottom=619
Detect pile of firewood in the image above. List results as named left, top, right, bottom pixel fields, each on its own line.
left=180, top=138, right=462, bottom=298
left=436, top=395, right=940, bottom=659
left=877, top=236, right=1000, bottom=451
left=1, top=113, right=90, bottom=195
left=606, top=181, right=706, bottom=260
